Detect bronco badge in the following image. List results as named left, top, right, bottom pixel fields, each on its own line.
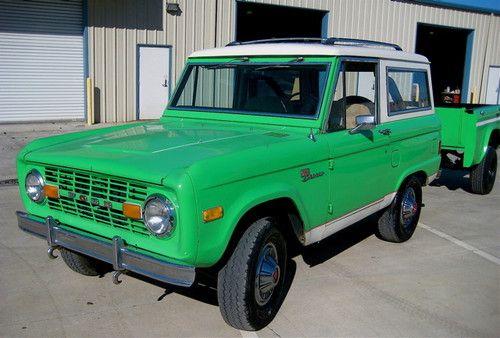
left=300, top=168, right=325, bottom=182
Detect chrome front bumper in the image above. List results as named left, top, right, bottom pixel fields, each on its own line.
left=17, top=211, right=195, bottom=287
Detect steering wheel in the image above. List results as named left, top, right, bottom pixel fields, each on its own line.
left=286, top=92, right=301, bottom=102
left=252, top=75, right=290, bottom=112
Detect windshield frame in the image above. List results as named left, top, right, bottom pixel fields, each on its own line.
left=166, top=58, right=332, bottom=121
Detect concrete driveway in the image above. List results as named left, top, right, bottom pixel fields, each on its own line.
left=0, top=124, right=498, bottom=337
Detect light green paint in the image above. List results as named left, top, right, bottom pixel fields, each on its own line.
left=17, top=56, right=441, bottom=268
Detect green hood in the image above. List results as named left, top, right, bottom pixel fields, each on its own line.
left=23, top=119, right=301, bottom=185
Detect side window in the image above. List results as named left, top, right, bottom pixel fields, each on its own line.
left=387, top=68, right=431, bottom=114
left=328, top=62, right=378, bottom=131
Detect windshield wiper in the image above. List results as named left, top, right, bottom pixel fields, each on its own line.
left=254, top=65, right=291, bottom=71
left=201, top=57, right=250, bottom=70
left=202, top=64, right=239, bottom=70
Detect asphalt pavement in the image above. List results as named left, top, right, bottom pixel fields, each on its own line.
left=0, top=123, right=498, bottom=337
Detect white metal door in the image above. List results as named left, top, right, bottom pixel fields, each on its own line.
left=138, top=46, right=171, bottom=120
left=0, top=0, right=84, bottom=122
left=485, top=66, right=500, bottom=104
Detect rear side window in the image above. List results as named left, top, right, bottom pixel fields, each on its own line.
left=386, top=68, right=431, bottom=115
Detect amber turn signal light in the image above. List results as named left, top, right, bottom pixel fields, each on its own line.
left=123, top=202, right=142, bottom=219
left=203, top=206, right=224, bottom=223
left=43, top=185, right=60, bottom=199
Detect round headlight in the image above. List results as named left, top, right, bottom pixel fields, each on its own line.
left=143, top=196, right=175, bottom=236
left=25, top=170, right=45, bottom=203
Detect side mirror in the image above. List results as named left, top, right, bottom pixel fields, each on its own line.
left=349, top=115, right=376, bottom=134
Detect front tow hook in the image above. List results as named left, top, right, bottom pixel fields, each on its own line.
left=112, top=270, right=125, bottom=284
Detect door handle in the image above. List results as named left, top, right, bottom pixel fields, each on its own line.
left=161, top=80, right=168, bottom=87
left=378, top=128, right=391, bottom=136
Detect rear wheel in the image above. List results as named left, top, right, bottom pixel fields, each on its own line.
left=60, top=248, right=110, bottom=276
left=377, top=176, right=422, bottom=243
left=217, top=217, right=287, bottom=331
left=470, top=146, right=497, bottom=195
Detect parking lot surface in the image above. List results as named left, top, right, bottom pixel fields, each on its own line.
left=0, top=123, right=498, bottom=337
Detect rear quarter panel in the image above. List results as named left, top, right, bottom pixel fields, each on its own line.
left=383, top=115, right=441, bottom=190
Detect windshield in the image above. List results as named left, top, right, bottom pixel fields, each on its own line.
left=169, top=63, right=329, bottom=119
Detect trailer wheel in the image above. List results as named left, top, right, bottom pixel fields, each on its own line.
left=470, top=146, right=497, bottom=195
left=217, top=217, right=287, bottom=331
left=60, top=248, right=110, bottom=276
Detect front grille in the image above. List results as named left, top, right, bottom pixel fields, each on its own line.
left=44, top=166, right=150, bottom=236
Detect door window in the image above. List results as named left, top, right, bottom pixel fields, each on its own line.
left=328, top=62, right=378, bottom=131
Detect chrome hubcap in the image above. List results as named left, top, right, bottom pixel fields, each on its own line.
left=255, top=242, right=280, bottom=306
left=400, top=187, right=418, bottom=229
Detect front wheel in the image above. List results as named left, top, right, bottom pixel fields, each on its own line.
left=60, top=248, right=110, bottom=276
left=217, top=217, right=287, bottom=331
left=470, top=146, right=497, bottom=195
left=377, top=176, right=422, bottom=243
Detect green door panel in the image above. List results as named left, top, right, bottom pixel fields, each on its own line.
left=323, top=127, right=391, bottom=219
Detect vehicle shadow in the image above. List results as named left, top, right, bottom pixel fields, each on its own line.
left=430, top=168, right=472, bottom=193
left=127, top=271, right=219, bottom=306
left=298, top=215, right=377, bottom=267
left=115, top=217, right=377, bottom=307
left=126, top=256, right=298, bottom=309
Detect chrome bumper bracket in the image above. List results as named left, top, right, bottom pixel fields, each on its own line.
left=17, top=211, right=195, bottom=287
left=112, top=236, right=125, bottom=271
left=47, top=216, right=58, bottom=247
left=46, top=217, right=60, bottom=259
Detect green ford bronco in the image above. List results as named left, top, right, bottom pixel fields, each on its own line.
left=17, top=38, right=441, bottom=330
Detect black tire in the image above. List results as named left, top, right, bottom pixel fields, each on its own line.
left=377, top=176, right=422, bottom=243
left=60, top=248, right=110, bottom=276
left=470, top=146, right=497, bottom=195
left=217, top=217, right=287, bottom=331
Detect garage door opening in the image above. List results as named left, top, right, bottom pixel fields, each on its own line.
left=236, top=2, right=328, bottom=42
left=415, top=23, right=473, bottom=104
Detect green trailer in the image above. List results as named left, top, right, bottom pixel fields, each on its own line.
left=436, top=104, right=500, bottom=194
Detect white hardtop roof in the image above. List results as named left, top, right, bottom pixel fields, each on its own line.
left=189, top=43, right=429, bottom=63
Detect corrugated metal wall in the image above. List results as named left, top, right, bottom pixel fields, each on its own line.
left=88, top=0, right=216, bottom=122
left=0, top=0, right=84, bottom=122
left=88, top=0, right=500, bottom=123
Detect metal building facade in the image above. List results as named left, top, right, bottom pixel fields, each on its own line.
left=87, top=0, right=500, bottom=123
left=87, top=0, right=217, bottom=122
left=1, top=0, right=497, bottom=123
